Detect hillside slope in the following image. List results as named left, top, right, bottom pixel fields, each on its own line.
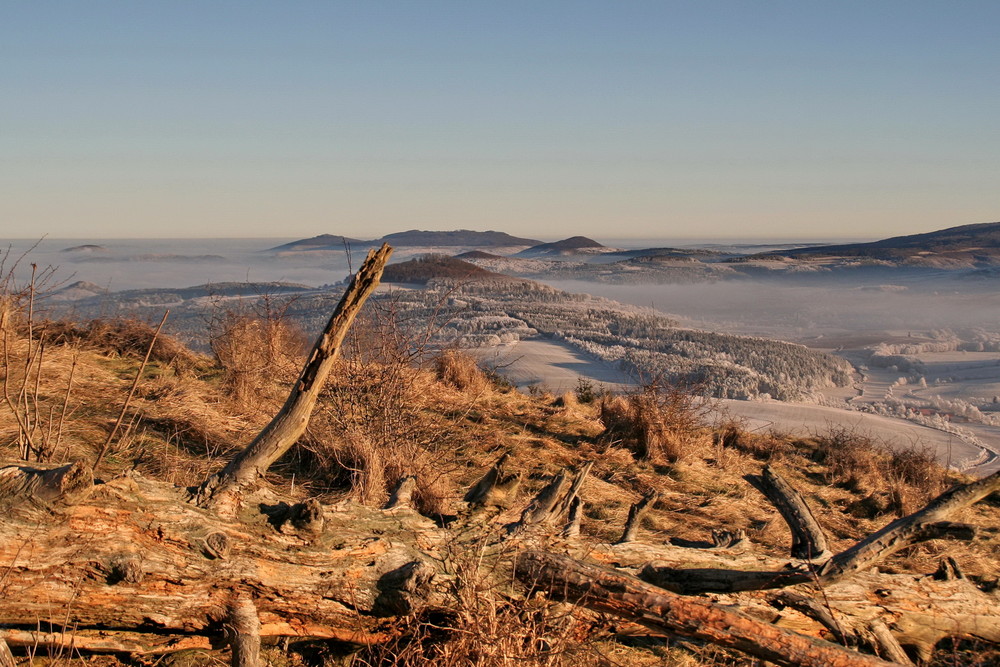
left=1, top=292, right=998, bottom=666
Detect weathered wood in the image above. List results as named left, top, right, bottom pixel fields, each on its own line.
left=932, top=556, right=964, bottom=581
left=515, top=550, right=898, bottom=667
left=819, top=469, right=1000, bottom=583
left=749, top=465, right=831, bottom=560
left=562, top=495, right=583, bottom=538
left=773, top=591, right=851, bottom=646
left=0, top=629, right=211, bottom=655
left=228, top=597, right=262, bottom=667
left=711, top=528, right=748, bottom=550
left=193, top=244, right=392, bottom=511
left=0, top=462, right=996, bottom=662
left=464, top=452, right=521, bottom=508
left=617, top=489, right=658, bottom=544
left=0, top=459, right=92, bottom=507
left=819, top=571, right=1000, bottom=659
left=0, top=638, right=14, bottom=667
left=512, top=461, right=592, bottom=531
left=385, top=475, right=417, bottom=510
left=0, top=473, right=436, bottom=647
left=867, top=619, right=914, bottom=666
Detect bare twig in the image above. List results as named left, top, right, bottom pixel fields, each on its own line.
left=93, top=310, right=169, bottom=473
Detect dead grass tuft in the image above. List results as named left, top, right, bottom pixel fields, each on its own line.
left=435, top=349, right=490, bottom=395
left=599, top=384, right=710, bottom=463
left=210, top=311, right=307, bottom=409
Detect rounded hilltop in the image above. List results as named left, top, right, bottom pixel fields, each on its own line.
left=381, top=254, right=508, bottom=284
left=61, top=244, right=108, bottom=253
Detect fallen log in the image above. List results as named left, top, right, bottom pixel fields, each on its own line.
left=747, top=464, right=831, bottom=560
left=819, top=469, right=1000, bottom=583
left=0, top=472, right=440, bottom=646
left=514, top=550, right=898, bottom=667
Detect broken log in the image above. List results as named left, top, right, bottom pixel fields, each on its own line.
left=0, top=459, right=92, bottom=507
left=385, top=475, right=417, bottom=510
left=819, top=469, right=1000, bottom=583
left=514, top=550, right=898, bottom=667
left=193, top=244, right=392, bottom=511
left=616, top=489, right=658, bottom=544
left=510, top=461, right=592, bottom=531
left=0, top=472, right=438, bottom=647
left=463, top=452, right=521, bottom=508
left=561, top=495, right=583, bottom=538
left=748, top=464, right=831, bottom=560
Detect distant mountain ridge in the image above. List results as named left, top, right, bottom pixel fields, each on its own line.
left=380, top=229, right=540, bottom=247
left=270, top=229, right=540, bottom=252
left=766, top=222, right=1000, bottom=261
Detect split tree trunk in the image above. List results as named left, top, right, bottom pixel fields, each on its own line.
left=193, top=244, right=392, bottom=511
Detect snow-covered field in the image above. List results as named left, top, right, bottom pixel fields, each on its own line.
left=717, top=399, right=995, bottom=474
left=470, top=339, right=632, bottom=394
left=475, top=338, right=999, bottom=476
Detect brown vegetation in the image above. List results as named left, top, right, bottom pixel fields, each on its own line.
left=1, top=252, right=998, bottom=667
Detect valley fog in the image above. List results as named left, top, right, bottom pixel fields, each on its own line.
left=540, top=278, right=1000, bottom=346
left=2, top=238, right=355, bottom=291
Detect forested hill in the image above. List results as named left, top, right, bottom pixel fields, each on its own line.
left=43, top=268, right=853, bottom=401
left=373, top=279, right=854, bottom=401
left=766, top=221, right=1000, bottom=261
left=381, top=255, right=515, bottom=284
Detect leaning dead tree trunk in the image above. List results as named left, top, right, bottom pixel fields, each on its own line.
left=193, top=244, right=392, bottom=510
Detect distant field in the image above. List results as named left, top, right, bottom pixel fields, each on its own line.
left=470, top=339, right=632, bottom=393
left=717, top=399, right=993, bottom=473
left=477, top=338, right=999, bottom=475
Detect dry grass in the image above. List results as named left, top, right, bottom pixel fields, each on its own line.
left=1, top=288, right=998, bottom=665
left=436, top=349, right=490, bottom=395
left=210, top=311, right=307, bottom=410
left=599, top=384, right=711, bottom=463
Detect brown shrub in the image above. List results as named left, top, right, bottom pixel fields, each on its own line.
left=813, top=426, right=954, bottom=518
left=435, top=349, right=489, bottom=394
left=210, top=311, right=307, bottom=408
left=600, top=383, right=709, bottom=463
left=812, top=425, right=884, bottom=493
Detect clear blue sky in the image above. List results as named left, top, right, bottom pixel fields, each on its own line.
left=3, top=1, right=999, bottom=239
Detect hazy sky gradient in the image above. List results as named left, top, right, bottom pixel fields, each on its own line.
left=4, top=1, right=999, bottom=239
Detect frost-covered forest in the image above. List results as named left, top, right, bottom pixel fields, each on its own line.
left=372, top=278, right=854, bottom=401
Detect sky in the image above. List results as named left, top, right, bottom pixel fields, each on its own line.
left=3, top=1, right=999, bottom=240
